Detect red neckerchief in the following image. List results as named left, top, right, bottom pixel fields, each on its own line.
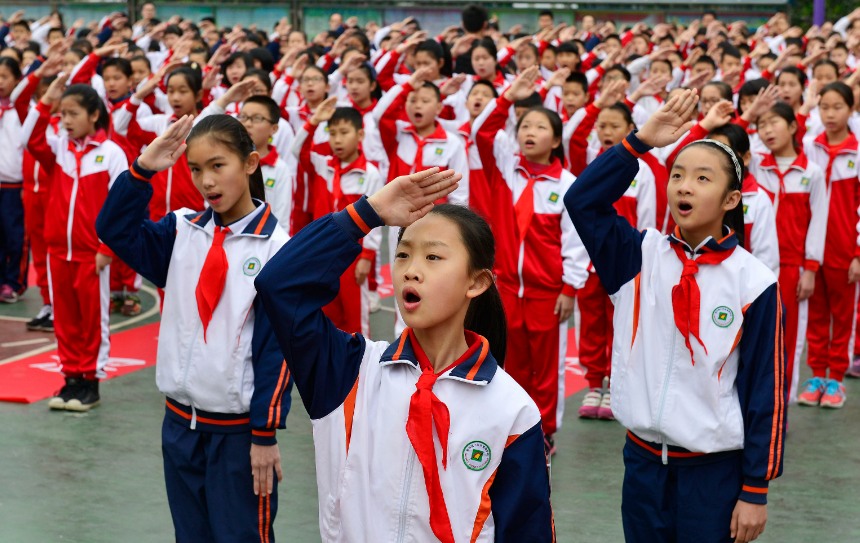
left=457, top=121, right=472, bottom=155
left=108, top=94, right=132, bottom=113
left=742, top=172, right=759, bottom=194
left=405, top=328, right=484, bottom=543
left=405, top=123, right=447, bottom=173
left=669, top=226, right=736, bottom=365
left=513, top=155, right=563, bottom=242
left=350, top=97, right=377, bottom=117
left=195, top=225, right=230, bottom=342
left=298, top=102, right=313, bottom=121
left=48, top=115, right=61, bottom=134
left=473, top=70, right=507, bottom=91
left=759, top=152, right=808, bottom=197
left=258, top=145, right=279, bottom=167
left=326, top=152, right=368, bottom=212
left=813, top=131, right=859, bottom=188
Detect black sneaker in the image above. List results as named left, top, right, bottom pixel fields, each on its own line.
left=48, top=377, right=82, bottom=410
left=37, top=316, right=54, bottom=333
left=65, top=379, right=100, bottom=411
left=26, top=305, right=53, bottom=331
left=544, top=434, right=556, bottom=457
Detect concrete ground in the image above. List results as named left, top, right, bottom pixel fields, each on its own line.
left=1, top=232, right=859, bottom=542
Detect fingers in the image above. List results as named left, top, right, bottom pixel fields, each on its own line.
left=266, top=464, right=274, bottom=495
left=252, top=466, right=261, bottom=495
left=407, top=166, right=441, bottom=185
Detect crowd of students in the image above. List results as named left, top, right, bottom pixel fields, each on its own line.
left=2, top=2, right=859, bottom=541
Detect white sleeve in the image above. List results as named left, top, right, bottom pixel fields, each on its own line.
left=471, top=96, right=517, bottom=186
left=107, top=147, right=130, bottom=189
left=290, top=125, right=311, bottom=158
left=669, top=66, right=685, bottom=91
left=834, top=16, right=852, bottom=39
left=749, top=190, right=780, bottom=274
left=135, top=34, right=153, bottom=52
left=372, top=26, right=392, bottom=50
left=372, top=83, right=406, bottom=123
left=805, top=164, right=827, bottom=267
left=20, top=106, right=40, bottom=149
left=636, top=163, right=657, bottom=230
left=561, top=206, right=589, bottom=290
left=561, top=107, right=588, bottom=167
left=585, top=68, right=601, bottom=86
left=445, top=142, right=470, bottom=205
left=626, top=55, right=651, bottom=93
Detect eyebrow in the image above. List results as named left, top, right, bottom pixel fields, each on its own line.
left=672, top=164, right=716, bottom=174
left=187, top=155, right=227, bottom=167
left=397, top=239, right=450, bottom=248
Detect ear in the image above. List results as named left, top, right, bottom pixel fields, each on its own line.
left=246, top=151, right=260, bottom=175
left=465, top=269, right=493, bottom=300
left=723, top=189, right=742, bottom=212
left=551, top=135, right=562, bottom=150
left=194, top=89, right=203, bottom=103
left=270, top=122, right=279, bottom=137
left=742, top=150, right=751, bottom=167
left=357, top=127, right=365, bottom=143
left=434, top=100, right=443, bottom=116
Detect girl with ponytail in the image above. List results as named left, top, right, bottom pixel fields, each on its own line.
left=255, top=167, right=554, bottom=543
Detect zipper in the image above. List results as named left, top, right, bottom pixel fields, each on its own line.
left=516, top=241, right=525, bottom=298
left=66, top=168, right=80, bottom=261
left=655, top=325, right=677, bottom=465
left=181, top=321, right=201, bottom=419
left=395, top=446, right=416, bottom=543
left=33, top=162, right=39, bottom=192
left=166, top=166, right=173, bottom=213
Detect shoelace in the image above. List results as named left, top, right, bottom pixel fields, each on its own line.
left=825, top=380, right=843, bottom=396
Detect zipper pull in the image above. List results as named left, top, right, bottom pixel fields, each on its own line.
left=661, top=441, right=668, bottom=465
left=190, top=405, right=197, bottom=430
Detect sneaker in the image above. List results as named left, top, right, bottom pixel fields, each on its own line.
left=0, top=284, right=19, bottom=303
left=847, top=356, right=860, bottom=379
left=797, top=377, right=826, bottom=406
left=578, top=389, right=602, bottom=418
left=544, top=434, right=556, bottom=457
left=110, top=294, right=123, bottom=313
left=48, top=377, right=82, bottom=410
left=121, top=294, right=142, bottom=316
left=65, top=379, right=100, bottom=411
left=38, top=316, right=54, bottom=333
left=598, top=392, right=615, bottom=420
left=368, top=290, right=381, bottom=313
left=820, top=379, right=846, bottom=408
left=26, top=305, right=53, bottom=331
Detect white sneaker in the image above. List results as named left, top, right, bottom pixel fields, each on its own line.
left=578, top=389, right=602, bottom=418
left=598, top=392, right=615, bottom=420
left=369, top=291, right=381, bottom=313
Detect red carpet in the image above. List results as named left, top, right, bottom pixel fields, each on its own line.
left=0, top=322, right=159, bottom=404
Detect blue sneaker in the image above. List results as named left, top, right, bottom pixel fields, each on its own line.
left=820, top=379, right=846, bottom=409
left=797, top=377, right=826, bottom=406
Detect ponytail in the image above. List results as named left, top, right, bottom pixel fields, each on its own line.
left=250, top=164, right=266, bottom=202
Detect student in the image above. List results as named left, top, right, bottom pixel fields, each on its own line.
left=292, top=98, right=383, bottom=336
left=566, top=89, right=786, bottom=543
left=751, top=102, right=827, bottom=401
left=801, top=81, right=860, bottom=408
left=96, top=114, right=290, bottom=542
left=26, top=77, right=128, bottom=411
left=255, top=166, right=554, bottom=542
left=472, top=66, right=587, bottom=454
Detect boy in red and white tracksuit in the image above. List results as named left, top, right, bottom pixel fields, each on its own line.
left=293, top=106, right=383, bottom=337
left=473, top=94, right=588, bottom=439
left=750, top=152, right=827, bottom=398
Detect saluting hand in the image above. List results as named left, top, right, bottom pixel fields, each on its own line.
left=367, top=168, right=461, bottom=227
left=136, top=115, right=195, bottom=173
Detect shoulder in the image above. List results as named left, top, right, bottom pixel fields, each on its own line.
left=486, top=369, right=542, bottom=432
left=559, top=168, right=577, bottom=189
left=730, top=246, right=778, bottom=302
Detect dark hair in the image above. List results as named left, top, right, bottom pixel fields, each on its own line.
left=813, top=59, right=839, bottom=78
left=539, top=10, right=554, bottom=18
left=821, top=81, right=854, bottom=109
left=167, top=66, right=203, bottom=94
left=694, top=55, right=716, bottom=70
left=1, top=47, right=22, bottom=63
left=763, top=101, right=799, bottom=147
left=350, top=62, right=382, bottom=100
left=416, top=39, right=453, bottom=78
left=556, top=41, right=579, bottom=55
left=62, top=84, right=110, bottom=132
left=721, top=44, right=741, bottom=61
left=24, top=41, right=41, bottom=56
left=514, top=91, right=543, bottom=109
left=398, top=204, right=507, bottom=364
left=347, top=31, right=371, bottom=55
left=785, top=37, right=804, bottom=51
left=604, top=34, right=621, bottom=44
left=832, top=42, right=849, bottom=53
left=241, top=68, right=273, bottom=94
left=565, top=71, right=588, bottom=94
left=301, top=63, right=328, bottom=83
left=517, top=107, right=565, bottom=163
left=0, top=57, right=22, bottom=81
left=164, top=25, right=183, bottom=37
left=601, top=102, right=636, bottom=128
left=249, top=47, right=274, bottom=73
left=11, top=20, right=30, bottom=31
left=761, top=52, right=777, bottom=62
left=186, top=114, right=265, bottom=202
left=103, top=57, right=132, bottom=78
left=415, top=80, right=441, bottom=102
left=606, top=64, right=631, bottom=82
left=329, top=107, right=364, bottom=131
left=222, top=52, right=253, bottom=86
left=472, top=37, right=498, bottom=64
left=776, top=66, right=807, bottom=88
left=737, top=78, right=770, bottom=116
left=469, top=79, right=498, bottom=98
left=651, top=58, right=673, bottom=74
left=703, top=81, right=733, bottom=101
left=130, top=55, right=151, bottom=71
left=462, top=4, right=489, bottom=34
left=243, top=32, right=263, bottom=48
left=676, top=140, right=745, bottom=247
left=67, top=48, right=87, bottom=63
left=190, top=47, right=210, bottom=62
left=243, top=95, right=280, bottom=125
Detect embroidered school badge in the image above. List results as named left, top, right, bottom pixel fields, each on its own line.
left=743, top=205, right=749, bottom=215
left=268, top=136, right=273, bottom=144
left=630, top=180, right=637, bottom=188
left=712, top=306, right=734, bottom=328
left=95, top=156, right=104, bottom=163
left=358, top=176, right=365, bottom=185
left=243, top=257, right=262, bottom=276
left=435, top=148, right=444, bottom=155
left=265, top=178, right=275, bottom=188
left=850, top=160, right=856, bottom=169
left=549, top=192, right=559, bottom=203
left=463, top=441, right=491, bottom=471
left=800, top=177, right=809, bottom=186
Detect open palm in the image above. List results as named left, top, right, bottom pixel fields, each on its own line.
left=637, top=90, right=699, bottom=148
left=367, top=168, right=462, bottom=227
left=137, top=116, right=195, bottom=173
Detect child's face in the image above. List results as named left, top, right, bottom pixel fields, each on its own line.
left=167, top=74, right=201, bottom=118
left=21, top=50, right=36, bottom=67
left=691, top=62, right=715, bottom=81
left=11, top=25, right=30, bottom=45
left=226, top=58, right=246, bottom=85
left=538, top=15, right=554, bottom=30
left=413, top=51, right=442, bottom=79
left=406, top=86, right=442, bottom=130
left=812, top=65, right=838, bottom=86
left=819, top=90, right=852, bottom=133
left=699, top=85, right=725, bottom=117
left=471, top=47, right=496, bottom=80
left=394, top=214, right=488, bottom=329
left=632, top=36, right=650, bottom=56
left=239, top=102, right=278, bottom=150
left=60, top=96, right=98, bottom=139
left=466, top=84, right=495, bottom=119
left=756, top=110, right=796, bottom=153
left=345, top=69, right=375, bottom=105
left=516, top=48, right=537, bottom=71
left=48, top=30, right=64, bottom=45
left=131, top=60, right=151, bottom=88
left=556, top=51, right=579, bottom=72
left=830, top=48, right=848, bottom=68
left=163, top=33, right=180, bottom=50
left=187, top=138, right=256, bottom=213
left=63, top=52, right=83, bottom=75
left=517, top=110, right=560, bottom=162
left=596, top=109, right=633, bottom=151
left=243, top=76, right=269, bottom=97
left=757, top=57, right=774, bottom=73
left=562, top=81, right=588, bottom=113
left=604, top=38, right=621, bottom=55
left=649, top=61, right=672, bottom=81
left=540, top=49, right=556, bottom=70
left=102, top=65, right=131, bottom=101
left=669, top=145, right=740, bottom=237
left=777, top=73, right=803, bottom=106
left=600, top=69, right=626, bottom=91
left=299, top=68, right=329, bottom=105
left=739, top=94, right=756, bottom=116
left=721, top=54, right=741, bottom=73
left=0, top=65, right=18, bottom=97
left=288, top=31, right=307, bottom=49
left=328, top=119, right=364, bottom=161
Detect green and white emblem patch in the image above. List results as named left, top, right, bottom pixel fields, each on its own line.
left=462, top=441, right=491, bottom=471
left=712, top=306, right=734, bottom=327
left=243, top=257, right=262, bottom=276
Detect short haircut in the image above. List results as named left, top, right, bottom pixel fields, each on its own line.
left=103, top=57, right=133, bottom=78
left=651, top=58, right=673, bottom=74
left=556, top=41, right=579, bottom=55
left=48, top=27, right=65, bottom=37
left=470, top=79, right=498, bottom=98
left=130, top=55, right=151, bottom=70
left=11, top=21, right=30, bottom=31
left=164, top=25, right=182, bottom=37
left=243, top=95, right=280, bottom=124
left=416, top=81, right=441, bottom=101
left=564, top=71, right=588, bottom=94
left=329, top=107, right=364, bottom=131
left=606, top=65, right=631, bottom=82
left=694, top=55, right=717, bottom=70
left=462, top=4, right=489, bottom=34
left=721, top=44, right=741, bottom=61
left=514, top=91, right=543, bottom=109
left=539, top=10, right=554, bottom=19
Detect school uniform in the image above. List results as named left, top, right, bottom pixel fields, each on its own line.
left=282, top=102, right=330, bottom=235
left=473, top=95, right=588, bottom=436
left=96, top=160, right=292, bottom=543
left=750, top=152, right=827, bottom=399
left=293, top=122, right=383, bottom=336
left=258, top=146, right=295, bottom=225
left=739, top=174, right=780, bottom=274
left=803, top=132, right=860, bottom=382
left=566, top=133, right=787, bottom=542
left=25, top=102, right=128, bottom=380
left=255, top=197, right=554, bottom=543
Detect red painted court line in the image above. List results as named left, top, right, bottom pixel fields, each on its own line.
left=0, top=322, right=160, bottom=404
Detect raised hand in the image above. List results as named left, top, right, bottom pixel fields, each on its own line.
left=337, top=53, right=367, bottom=75
left=397, top=30, right=429, bottom=55
left=407, top=65, right=436, bottom=90
left=741, top=84, right=780, bottom=123
left=504, top=65, right=541, bottom=102
left=33, top=54, right=64, bottom=79
left=685, top=69, right=712, bottom=91
left=507, top=36, right=532, bottom=53
left=40, top=73, right=70, bottom=106
left=700, top=100, right=735, bottom=131
left=136, top=60, right=184, bottom=100
left=330, top=29, right=356, bottom=58
left=137, top=115, right=195, bottom=173
left=202, top=65, right=222, bottom=91
left=309, top=96, right=338, bottom=126
left=216, top=78, right=258, bottom=109
left=594, top=79, right=629, bottom=109
left=94, top=41, right=127, bottom=59
left=367, top=167, right=462, bottom=227
left=799, top=78, right=821, bottom=116
left=636, top=89, right=700, bottom=148
left=545, top=67, right=571, bottom=89
left=450, top=33, right=478, bottom=58
left=439, top=73, right=467, bottom=97
left=630, top=75, right=671, bottom=102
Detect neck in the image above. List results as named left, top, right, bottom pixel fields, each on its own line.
left=679, top=222, right=723, bottom=251
left=412, top=321, right=470, bottom=374
left=353, top=95, right=371, bottom=109
left=827, top=126, right=850, bottom=145
left=657, top=90, right=668, bottom=100
left=525, top=151, right=552, bottom=165
left=306, top=98, right=322, bottom=110
left=256, top=144, right=270, bottom=159
left=415, top=122, right=437, bottom=137
left=220, top=190, right=256, bottom=226
left=773, top=143, right=797, bottom=158
left=339, top=149, right=359, bottom=165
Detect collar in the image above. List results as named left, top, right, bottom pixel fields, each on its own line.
left=258, top=146, right=279, bottom=167
left=379, top=328, right=497, bottom=385
left=813, top=130, right=859, bottom=153
left=298, top=102, right=313, bottom=118
left=109, top=93, right=132, bottom=108
left=405, top=122, right=448, bottom=142
left=69, top=128, right=108, bottom=151
left=669, top=225, right=739, bottom=255
left=328, top=151, right=368, bottom=175
left=457, top=121, right=471, bottom=139
left=184, top=200, right=278, bottom=238
left=515, top=155, right=563, bottom=181
left=350, top=97, right=377, bottom=117
left=758, top=151, right=808, bottom=172
left=472, top=70, right=507, bottom=89
left=742, top=172, right=759, bottom=193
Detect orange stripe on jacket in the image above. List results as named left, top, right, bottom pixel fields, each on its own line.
left=742, top=485, right=768, bottom=494
left=258, top=493, right=265, bottom=543
left=627, top=431, right=705, bottom=458
left=165, top=400, right=250, bottom=425
left=622, top=138, right=644, bottom=158
left=265, top=494, right=271, bottom=543
left=344, top=376, right=360, bottom=454
left=631, top=273, right=641, bottom=348
left=771, top=290, right=785, bottom=479
left=275, top=369, right=290, bottom=426
left=130, top=164, right=149, bottom=181
left=254, top=205, right=272, bottom=235
left=347, top=203, right=371, bottom=234
left=392, top=329, right=410, bottom=360
left=465, top=338, right=490, bottom=381
left=470, top=469, right=498, bottom=543
left=267, top=361, right=288, bottom=427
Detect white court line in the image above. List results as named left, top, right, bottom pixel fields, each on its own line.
left=1, top=338, right=51, bottom=348
left=0, top=285, right=160, bottom=367
left=0, top=315, right=31, bottom=322
left=376, top=306, right=395, bottom=313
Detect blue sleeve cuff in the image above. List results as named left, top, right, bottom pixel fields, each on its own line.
left=617, top=132, right=652, bottom=165
left=739, top=477, right=769, bottom=505
left=131, top=159, right=157, bottom=181
left=331, top=196, right=384, bottom=242
left=251, top=429, right=278, bottom=446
